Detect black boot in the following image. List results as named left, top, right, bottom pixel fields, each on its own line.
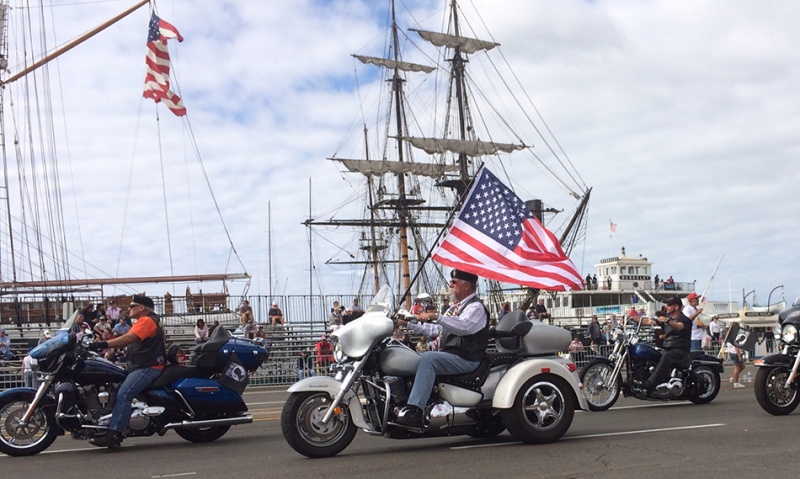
left=89, top=430, right=123, bottom=448
left=396, top=405, right=424, bottom=428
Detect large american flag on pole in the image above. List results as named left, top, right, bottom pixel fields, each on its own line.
left=432, top=168, right=584, bottom=291
left=143, top=12, right=186, bottom=117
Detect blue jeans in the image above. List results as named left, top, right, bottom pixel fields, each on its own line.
left=408, top=351, right=480, bottom=409
left=1, top=349, right=14, bottom=361
left=298, top=369, right=316, bottom=381
left=690, top=339, right=702, bottom=351
left=108, top=367, right=163, bottom=434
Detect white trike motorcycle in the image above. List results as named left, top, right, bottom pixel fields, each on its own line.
left=281, top=287, right=588, bottom=458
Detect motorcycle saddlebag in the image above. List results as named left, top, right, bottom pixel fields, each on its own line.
left=173, top=378, right=248, bottom=416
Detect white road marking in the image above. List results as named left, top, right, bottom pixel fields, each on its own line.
left=449, top=423, right=726, bottom=450
left=152, top=473, right=197, bottom=478
left=610, top=401, right=691, bottom=410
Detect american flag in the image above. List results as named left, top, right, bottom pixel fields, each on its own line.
left=432, top=168, right=584, bottom=291
left=610, top=221, right=617, bottom=232
left=143, top=13, right=186, bottom=117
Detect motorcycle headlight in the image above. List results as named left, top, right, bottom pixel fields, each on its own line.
left=782, top=324, right=797, bottom=344
left=774, top=327, right=782, bottom=341
left=332, top=337, right=346, bottom=363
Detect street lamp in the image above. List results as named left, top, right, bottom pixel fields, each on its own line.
left=767, top=285, right=783, bottom=312
left=743, top=289, right=755, bottom=308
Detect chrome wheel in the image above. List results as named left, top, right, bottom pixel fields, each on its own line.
left=755, top=366, right=800, bottom=415
left=0, top=398, right=58, bottom=456
left=501, top=375, right=575, bottom=444
left=281, top=392, right=357, bottom=458
left=689, top=366, right=720, bottom=404
left=580, top=360, right=621, bottom=411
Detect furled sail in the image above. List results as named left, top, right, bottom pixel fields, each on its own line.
left=353, top=55, right=435, bottom=74
left=403, top=137, right=525, bottom=156
left=411, top=29, right=499, bottom=54
left=331, top=159, right=457, bottom=178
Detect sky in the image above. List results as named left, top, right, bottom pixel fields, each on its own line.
left=0, top=0, right=798, bottom=308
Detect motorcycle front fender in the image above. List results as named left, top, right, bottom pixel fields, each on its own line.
left=492, top=358, right=588, bottom=411
left=287, top=376, right=369, bottom=430
left=755, top=353, right=794, bottom=368
left=692, top=354, right=724, bottom=373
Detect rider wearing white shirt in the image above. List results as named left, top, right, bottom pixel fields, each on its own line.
left=683, top=292, right=704, bottom=351
left=394, top=269, right=489, bottom=428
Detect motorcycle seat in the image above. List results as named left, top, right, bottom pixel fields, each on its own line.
left=146, top=364, right=208, bottom=390
left=438, top=353, right=518, bottom=392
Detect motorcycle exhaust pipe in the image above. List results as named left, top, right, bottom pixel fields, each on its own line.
left=159, top=414, right=253, bottom=434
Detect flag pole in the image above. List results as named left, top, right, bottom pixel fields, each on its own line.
left=396, top=166, right=482, bottom=308
left=2, top=0, right=150, bottom=85
left=699, top=254, right=725, bottom=299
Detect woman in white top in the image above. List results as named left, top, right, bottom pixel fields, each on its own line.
left=194, top=319, right=209, bottom=344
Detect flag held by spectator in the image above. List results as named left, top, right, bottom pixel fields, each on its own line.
left=143, top=12, right=186, bottom=116
left=432, top=168, right=584, bottom=291
left=610, top=221, right=617, bottom=232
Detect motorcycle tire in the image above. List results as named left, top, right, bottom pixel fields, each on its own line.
left=501, top=374, right=575, bottom=444
left=175, top=425, right=231, bottom=443
left=281, top=391, right=357, bottom=458
left=579, top=359, right=621, bottom=411
left=754, top=366, right=800, bottom=415
left=0, top=392, right=59, bottom=457
left=688, top=366, right=720, bottom=404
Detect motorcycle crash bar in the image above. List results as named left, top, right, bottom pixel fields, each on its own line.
left=159, top=414, right=253, bottom=434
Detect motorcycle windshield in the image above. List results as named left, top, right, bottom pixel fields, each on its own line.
left=367, top=285, right=394, bottom=314
left=30, top=332, right=75, bottom=361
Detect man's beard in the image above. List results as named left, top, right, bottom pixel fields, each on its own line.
left=449, top=288, right=458, bottom=303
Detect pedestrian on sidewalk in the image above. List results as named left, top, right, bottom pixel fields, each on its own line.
left=726, top=338, right=746, bottom=389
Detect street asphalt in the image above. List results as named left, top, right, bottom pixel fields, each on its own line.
left=1, top=370, right=794, bottom=479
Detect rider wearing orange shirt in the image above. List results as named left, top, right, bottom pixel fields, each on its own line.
left=89, top=294, right=165, bottom=448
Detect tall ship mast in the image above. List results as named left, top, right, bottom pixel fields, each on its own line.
left=307, top=0, right=591, bottom=304
left=0, top=1, right=248, bottom=324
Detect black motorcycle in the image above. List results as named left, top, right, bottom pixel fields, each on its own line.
left=0, top=313, right=268, bottom=456
left=579, top=320, right=723, bottom=411
left=754, top=300, right=800, bottom=415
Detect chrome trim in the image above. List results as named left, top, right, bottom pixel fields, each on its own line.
left=786, top=350, right=800, bottom=388
left=173, top=389, right=196, bottom=419
left=159, top=414, right=253, bottom=433
left=20, top=365, right=60, bottom=425
left=320, top=357, right=366, bottom=424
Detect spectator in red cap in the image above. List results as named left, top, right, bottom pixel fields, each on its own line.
left=684, top=292, right=705, bottom=351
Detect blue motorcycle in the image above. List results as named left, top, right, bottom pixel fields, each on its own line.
left=579, top=319, right=723, bottom=411
left=0, top=313, right=268, bottom=456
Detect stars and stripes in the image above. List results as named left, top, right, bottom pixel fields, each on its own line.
left=610, top=221, right=617, bottom=232
left=432, top=168, right=584, bottom=291
left=143, top=12, right=186, bottom=117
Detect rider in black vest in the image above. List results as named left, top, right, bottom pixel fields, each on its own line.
left=632, top=297, right=691, bottom=392
left=88, top=294, right=165, bottom=448
left=394, top=269, right=489, bottom=428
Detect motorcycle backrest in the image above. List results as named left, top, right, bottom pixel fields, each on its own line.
left=194, top=324, right=231, bottom=353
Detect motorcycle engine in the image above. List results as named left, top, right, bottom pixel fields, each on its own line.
left=77, top=385, right=118, bottom=420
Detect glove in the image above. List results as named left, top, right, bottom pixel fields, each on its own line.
left=88, top=341, right=108, bottom=351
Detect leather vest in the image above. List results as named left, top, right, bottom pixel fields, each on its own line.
left=440, top=295, right=490, bottom=363
left=127, top=313, right=166, bottom=371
